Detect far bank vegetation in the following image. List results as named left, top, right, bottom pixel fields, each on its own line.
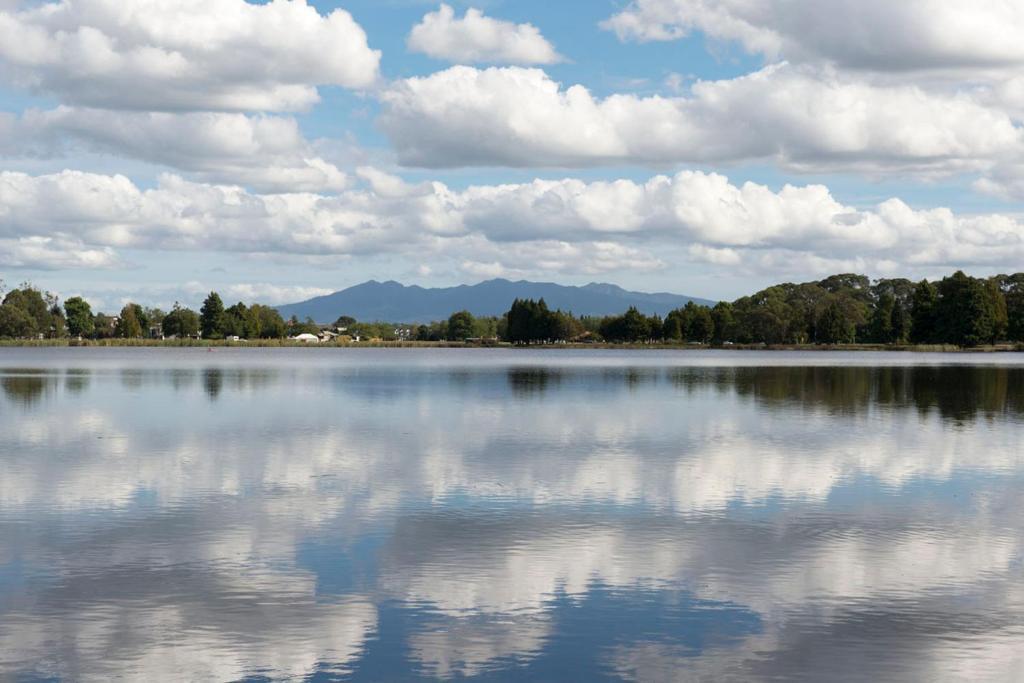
left=1, top=271, right=1023, bottom=350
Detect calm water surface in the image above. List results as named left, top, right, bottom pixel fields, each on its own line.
left=1, top=348, right=1023, bottom=681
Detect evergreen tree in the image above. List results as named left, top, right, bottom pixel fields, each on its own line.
left=687, top=305, right=715, bottom=343
left=1004, top=274, right=1024, bottom=341
left=936, top=271, right=997, bottom=346
left=223, top=302, right=257, bottom=338
left=870, top=293, right=896, bottom=343
left=200, top=292, right=226, bottom=339
left=662, top=313, right=683, bottom=341
left=506, top=298, right=570, bottom=343
left=711, top=302, right=735, bottom=343
left=600, top=307, right=651, bottom=342
left=891, top=302, right=911, bottom=344
left=986, top=278, right=1008, bottom=341
left=910, top=280, right=938, bottom=343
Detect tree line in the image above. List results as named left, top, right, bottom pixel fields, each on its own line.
left=2, top=271, right=1023, bottom=347
left=497, top=271, right=1024, bottom=347
left=0, top=286, right=319, bottom=341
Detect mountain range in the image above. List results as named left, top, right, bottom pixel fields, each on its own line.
left=276, top=279, right=714, bottom=324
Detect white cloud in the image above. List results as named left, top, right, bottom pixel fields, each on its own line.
left=601, top=0, right=1024, bottom=74
left=0, top=236, right=119, bottom=269
left=219, top=283, right=334, bottom=306
left=0, top=169, right=666, bottom=276
left=2, top=169, right=1023, bottom=278
left=408, top=4, right=562, bottom=65
left=972, top=163, right=1024, bottom=201
left=7, top=107, right=349, bottom=193
left=688, top=244, right=741, bottom=265
left=379, top=64, right=1022, bottom=173
left=0, top=0, right=381, bottom=112
left=456, top=238, right=666, bottom=278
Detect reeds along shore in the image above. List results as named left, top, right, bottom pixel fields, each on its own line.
left=1, top=338, right=1021, bottom=352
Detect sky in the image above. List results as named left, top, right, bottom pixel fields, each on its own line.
left=1, top=0, right=1024, bottom=311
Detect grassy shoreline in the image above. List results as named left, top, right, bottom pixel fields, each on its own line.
left=1, top=339, right=1021, bottom=352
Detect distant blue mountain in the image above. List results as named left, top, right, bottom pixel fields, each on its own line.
left=275, top=279, right=714, bottom=323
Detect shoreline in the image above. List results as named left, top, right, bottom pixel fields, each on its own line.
left=1, top=339, right=1021, bottom=353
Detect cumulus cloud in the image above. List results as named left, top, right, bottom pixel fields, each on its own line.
left=0, top=170, right=666, bottom=275
left=0, top=0, right=381, bottom=111
left=379, top=64, right=1022, bottom=173
left=6, top=107, right=349, bottom=193
left=456, top=238, right=666, bottom=279
left=408, top=4, right=562, bottom=65
left=2, top=168, right=1023, bottom=276
left=0, top=236, right=119, bottom=269
left=972, top=163, right=1024, bottom=201
left=601, top=0, right=1024, bottom=74
left=451, top=171, right=1024, bottom=270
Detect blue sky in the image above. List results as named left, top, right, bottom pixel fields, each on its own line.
left=1, top=0, right=1023, bottom=310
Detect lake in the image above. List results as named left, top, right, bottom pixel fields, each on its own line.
left=1, top=348, right=1022, bottom=681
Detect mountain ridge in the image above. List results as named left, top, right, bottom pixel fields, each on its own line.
left=276, top=279, right=714, bottom=324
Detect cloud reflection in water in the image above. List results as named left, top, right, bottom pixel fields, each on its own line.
left=0, top=349, right=1022, bottom=681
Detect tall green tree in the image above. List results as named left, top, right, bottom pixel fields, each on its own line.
left=599, top=307, right=653, bottom=342
left=447, top=310, right=476, bottom=340
left=3, top=286, right=52, bottom=337
left=711, top=302, right=735, bottom=343
left=163, top=304, right=200, bottom=338
left=471, top=316, right=502, bottom=339
left=687, top=304, right=715, bottom=343
left=986, top=278, right=1008, bottom=341
left=223, top=302, right=258, bottom=338
left=816, top=299, right=856, bottom=344
left=910, top=280, right=938, bottom=344
left=93, top=313, right=116, bottom=339
left=49, top=304, right=67, bottom=338
left=64, top=297, right=94, bottom=338
left=936, top=271, right=997, bottom=346
left=891, top=302, right=911, bottom=344
left=251, top=305, right=287, bottom=338
left=662, top=313, right=684, bottom=341
left=1003, top=274, right=1024, bottom=341
left=0, top=304, right=36, bottom=338
left=115, top=304, right=143, bottom=338
left=870, top=293, right=896, bottom=343
left=125, top=304, right=150, bottom=332
left=200, top=292, right=226, bottom=339
left=737, top=292, right=790, bottom=344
